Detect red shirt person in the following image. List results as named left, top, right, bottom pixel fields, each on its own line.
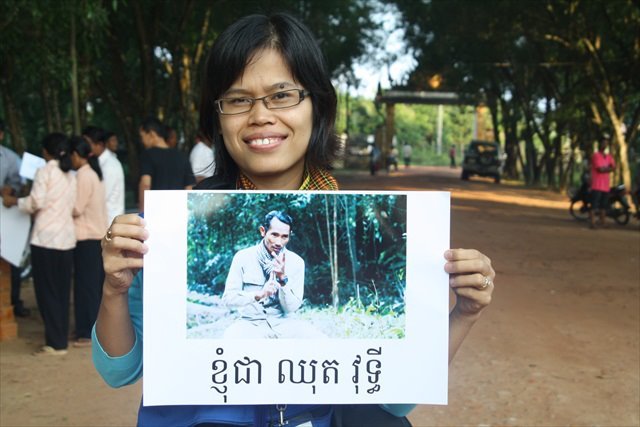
left=589, top=136, right=615, bottom=228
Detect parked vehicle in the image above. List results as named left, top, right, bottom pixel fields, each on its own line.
left=461, top=140, right=503, bottom=183
left=569, top=174, right=631, bottom=225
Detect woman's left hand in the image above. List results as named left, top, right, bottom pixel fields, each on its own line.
left=445, top=248, right=494, bottom=318
left=2, top=193, right=17, bottom=208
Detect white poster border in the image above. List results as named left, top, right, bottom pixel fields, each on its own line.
left=143, top=190, right=450, bottom=407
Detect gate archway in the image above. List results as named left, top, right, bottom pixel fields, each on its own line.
left=374, top=90, right=492, bottom=168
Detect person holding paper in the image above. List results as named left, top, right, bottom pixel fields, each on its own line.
left=1, top=120, right=31, bottom=317
left=3, top=133, right=77, bottom=356
left=222, top=210, right=325, bottom=339
left=93, top=13, right=495, bottom=427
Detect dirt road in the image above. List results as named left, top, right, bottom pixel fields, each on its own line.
left=1, top=166, right=638, bottom=426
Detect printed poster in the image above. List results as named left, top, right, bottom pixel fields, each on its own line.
left=143, top=190, right=450, bottom=406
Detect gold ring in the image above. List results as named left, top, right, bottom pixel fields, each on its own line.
left=105, top=228, right=113, bottom=242
left=480, top=275, right=492, bottom=290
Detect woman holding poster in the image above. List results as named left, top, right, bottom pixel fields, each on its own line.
left=93, top=13, right=495, bottom=427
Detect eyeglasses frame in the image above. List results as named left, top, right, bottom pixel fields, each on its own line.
left=214, top=89, right=311, bottom=115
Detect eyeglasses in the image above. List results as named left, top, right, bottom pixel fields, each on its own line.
left=215, top=89, right=310, bottom=115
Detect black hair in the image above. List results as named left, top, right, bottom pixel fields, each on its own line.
left=140, top=116, right=167, bottom=140
left=42, top=133, right=72, bottom=173
left=82, top=126, right=105, bottom=145
left=102, top=131, right=116, bottom=142
left=70, top=135, right=103, bottom=180
left=0, top=118, right=5, bottom=132
left=262, top=210, right=293, bottom=231
left=199, top=13, right=339, bottom=181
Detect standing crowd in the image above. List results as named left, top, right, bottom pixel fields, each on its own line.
left=1, top=117, right=212, bottom=355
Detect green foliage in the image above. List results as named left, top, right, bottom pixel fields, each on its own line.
left=392, top=0, right=639, bottom=188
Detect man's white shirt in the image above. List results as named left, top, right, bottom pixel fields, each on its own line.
left=99, top=149, right=125, bottom=224
left=189, top=141, right=215, bottom=179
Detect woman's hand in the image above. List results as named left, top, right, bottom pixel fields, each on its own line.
left=445, top=248, right=494, bottom=319
left=1, top=192, right=17, bottom=208
left=101, top=214, right=148, bottom=296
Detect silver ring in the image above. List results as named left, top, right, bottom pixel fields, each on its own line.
left=105, top=228, right=113, bottom=242
left=480, top=275, right=492, bottom=290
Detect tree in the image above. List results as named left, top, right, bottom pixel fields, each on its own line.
left=392, top=0, right=639, bottom=189
left=1, top=0, right=385, bottom=204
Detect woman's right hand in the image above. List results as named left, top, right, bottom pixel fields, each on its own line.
left=101, top=214, right=149, bottom=295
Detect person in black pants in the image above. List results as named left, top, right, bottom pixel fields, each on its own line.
left=11, top=265, right=30, bottom=317
left=3, top=133, right=77, bottom=355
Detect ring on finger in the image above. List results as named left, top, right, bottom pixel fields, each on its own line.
left=480, top=275, right=492, bottom=290
left=104, top=228, right=113, bottom=242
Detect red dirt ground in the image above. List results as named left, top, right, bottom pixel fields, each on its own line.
left=1, top=166, right=638, bottom=426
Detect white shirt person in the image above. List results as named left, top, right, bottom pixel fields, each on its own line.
left=189, top=136, right=215, bottom=184
left=98, top=144, right=125, bottom=224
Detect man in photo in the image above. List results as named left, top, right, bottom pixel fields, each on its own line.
left=222, top=210, right=324, bottom=339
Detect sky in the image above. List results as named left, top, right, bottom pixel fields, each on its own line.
left=332, top=6, right=418, bottom=99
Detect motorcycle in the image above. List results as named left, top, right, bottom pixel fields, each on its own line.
left=569, top=174, right=631, bottom=225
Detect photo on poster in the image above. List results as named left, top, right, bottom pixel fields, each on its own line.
left=185, top=192, right=407, bottom=340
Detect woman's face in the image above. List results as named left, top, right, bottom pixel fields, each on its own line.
left=70, top=151, right=82, bottom=170
left=218, top=49, right=313, bottom=189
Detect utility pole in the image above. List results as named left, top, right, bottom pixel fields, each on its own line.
left=436, top=104, right=444, bottom=155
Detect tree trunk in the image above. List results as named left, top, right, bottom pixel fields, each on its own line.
left=132, top=0, right=155, bottom=116
left=324, top=195, right=338, bottom=309
left=582, top=38, right=633, bottom=203
left=40, top=76, right=54, bottom=132
left=332, top=196, right=339, bottom=309
left=70, top=12, right=81, bottom=134
left=0, top=54, right=26, bottom=153
left=498, top=96, right=519, bottom=179
left=103, top=13, right=141, bottom=186
left=602, top=93, right=632, bottom=198
left=343, top=198, right=357, bottom=288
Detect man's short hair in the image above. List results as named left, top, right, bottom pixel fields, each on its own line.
left=0, top=118, right=5, bottom=132
left=263, top=210, right=293, bottom=231
left=82, top=126, right=105, bottom=145
left=140, top=116, right=167, bottom=140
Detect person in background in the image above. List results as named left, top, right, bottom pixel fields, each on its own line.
left=104, top=131, right=119, bottom=154
left=166, top=126, right=178, bottom=149
left=387, top=145, right=399, bottom=172
left=93, top=13, right=495, bottom=427
left=3, top=133, right=77, bottom=355
left=589, top=135, right=615, bottom=229
left=0, top=119, right=30, bottom=317
left=402, top=142, right=413, bottom=168
left=82, top=126, right=125, bottom=224
left=369, top=144, right=381, bottom=175
left=137, top=117, right=195, bottom=211
left=189, top=132, right=215, bottom=184
left=69, top=136, right=109, bottom=348
left=449, top=144, right=456, bottom=168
